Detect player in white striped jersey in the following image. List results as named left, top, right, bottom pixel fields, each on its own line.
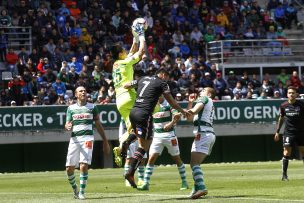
left=186, top=87, right=216, bottom=199
left=65, top=86, right=110, bottom=200
left=138, top=96, right=189, bottom=191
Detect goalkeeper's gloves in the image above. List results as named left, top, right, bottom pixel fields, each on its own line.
left=132, top=23, right=145, bottom=37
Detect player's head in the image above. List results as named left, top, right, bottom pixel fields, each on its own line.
left=287, top=86, right=298, bottom=101
left=75, top=86, right=87, bottom=102
left=200, top=87, right=216, bottom=99
left=156, top=68, right=170, bottom=81
left=111, top=43, right=126, bottom=60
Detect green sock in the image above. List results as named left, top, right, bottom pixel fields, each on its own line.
left=191, top=165, right=206, bottom=191
left=138, top=166, right=145, bottom=181
left=143, top=165, right=154, bottom=184
left=67, top=173, right=77, bottom=189
left=79, top=172, right=88, bottom=194
left=177, top=163, right=187, bottom=183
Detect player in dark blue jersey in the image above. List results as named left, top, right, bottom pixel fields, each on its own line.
left=122, top=68, right=192, bottom=188
left=274, top=86, right=304, bottom=181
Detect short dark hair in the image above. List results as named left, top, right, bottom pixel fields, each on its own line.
left=156, top=68, right=169, bottom=76
left=287, top=86, right=297, bottom=92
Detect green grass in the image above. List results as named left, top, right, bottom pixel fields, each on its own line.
left=1, top=161, right=304, bottom=203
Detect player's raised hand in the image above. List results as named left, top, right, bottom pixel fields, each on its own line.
left=181, top=109, right=193, bottom=119
left=173, top=112, right=181, bottom=122
left=132, top=18, right=147, bottom=37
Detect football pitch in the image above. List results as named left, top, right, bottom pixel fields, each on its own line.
left=1, top=161, right=304, bottom=203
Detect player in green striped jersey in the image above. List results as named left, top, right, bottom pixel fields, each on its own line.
left=187, top=87, right=216, bottom=199
left=65, top=86, right=110, bottom=200
left=138, top=96, right=189, bottom=191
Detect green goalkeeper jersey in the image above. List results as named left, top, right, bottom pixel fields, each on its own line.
left=66, top=103, right=98, bottom=137
left=112, top=55, right=140, bottom=96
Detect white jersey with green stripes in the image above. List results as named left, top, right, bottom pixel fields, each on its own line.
left=193, top=96, right=215, bottom=134
left=153, top=100, right=177, bottom=138
left=66, top=102, right=98, bottom=138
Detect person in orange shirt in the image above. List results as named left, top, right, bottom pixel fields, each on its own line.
left=69, top=2, right=81, bottom=20
left=69, top=32, right=79, bottom=51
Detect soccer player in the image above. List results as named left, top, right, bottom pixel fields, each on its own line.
left=186, top=87, right=216, bottom=199
left=274, top=86, right=304, bottom=181
left=112, top=19, right=147, bottom=167
left=138, top=96, right=189, bottom=191
left=65, top=86, right=110, bottom=200
left=123, top=68, right=192, bottom=188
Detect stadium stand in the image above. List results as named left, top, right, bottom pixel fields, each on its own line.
left=0, top=0, right=303, bottom=106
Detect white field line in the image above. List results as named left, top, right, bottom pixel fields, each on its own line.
left=0, top=192, right=303, bottom=202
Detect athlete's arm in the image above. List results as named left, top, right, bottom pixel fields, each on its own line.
left=123, top=79, right=138, bottom=89
left=127, top=39, right=139, bottom=57
left=163, top=92, right=192, bottom=119
left=95, top=118, right=110, bottom=154
left=163, top=112, right=181, bottom=131
left=274, top=115, right=284, bottom=142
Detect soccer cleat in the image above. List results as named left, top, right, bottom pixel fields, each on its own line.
left=73, top=186, right=79, bottom=199
left=125, top=173, right=137, bottom=188
left=281, top=174, right=289, bottom=181
left=190, top=189, right=208, bottom=199
left=137, top=179, right=145, bottom=186
left=180, top=181, right=189, bottom=190
left=78, top=193, right=86, bottom=200
left=188, top=188, right=196, bottom=198
left=125, top=179, right=131, bottom=187
left=113, top=147, right=123, bottom=167
left=137, top=183, right=149, bottom=191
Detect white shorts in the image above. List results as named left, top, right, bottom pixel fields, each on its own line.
left=127, top=140, right=148, bottom=159
left=149, top=136, right=180, bottom=156
left=66, top=135, right=94, bottom=167
left=191, top=132, right=216, bottom=155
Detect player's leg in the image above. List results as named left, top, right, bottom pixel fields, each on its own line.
left=167, top=137, right=189, bottom=190
left=124, top=141, right=136, bottom=186
left=138, top=137, right=163, bottom=190
left=137, top=158, right=146, bottom=186
left=66, top=138, right=80, bottom=199
left=78, top=137, right=94, bottom=199
left=125, top=112, right=153, bottom=188
left=189, top=132, right=215, bottom=199
left=282, top=136, right=293, bottom=181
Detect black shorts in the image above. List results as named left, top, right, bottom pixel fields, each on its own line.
left=283, top=134, right=304, bottom=147
left=129, top=108, right=153, bottom=140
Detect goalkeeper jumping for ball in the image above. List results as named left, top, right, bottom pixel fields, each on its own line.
left=112, top=18, right=147, bottom=167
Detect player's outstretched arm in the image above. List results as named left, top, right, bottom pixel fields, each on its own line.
left=163, top=92, right=192, bottom=119
left=95, top=119, right=110, bottom=154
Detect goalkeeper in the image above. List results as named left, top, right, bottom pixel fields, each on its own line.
left=112, top=18, right=147, bottom=167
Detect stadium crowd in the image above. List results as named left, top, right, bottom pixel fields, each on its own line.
left=0, top=0, right=304, bottom=106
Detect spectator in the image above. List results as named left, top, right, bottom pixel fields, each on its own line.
left=175, top=92, right=184, bottom=101
left=200, top=72, right=214, bottom=88
left=0, top=9, right=12, bottom=26
left=0, top=29, right=8, bottom=62
left=227, top=70, right=238, bottom=90
left=285, top=5, right=296, bottom=30
left=214, top=72, right=229, bottom=99
left=52, top=77, right=66, bottom=96
left=290, top=71, right=301, bottom=89
left=276, top=69, right=289, bottom=87
left=261, top=79, right=274, bottom=97
left=5, top=48, right=19, bottom=75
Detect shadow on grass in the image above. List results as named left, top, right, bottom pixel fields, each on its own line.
left=87, top=195, right=133, bottom=200
left=150, top=194, right=272, bottom=201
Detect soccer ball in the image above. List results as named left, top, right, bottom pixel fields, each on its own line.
left=132, top=18, right=148, bottom=31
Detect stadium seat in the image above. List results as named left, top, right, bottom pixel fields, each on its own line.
left=1, top=71, right=13, bottom=81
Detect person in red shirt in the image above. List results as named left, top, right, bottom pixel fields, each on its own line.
left=290, top=71, right=301, bottom=89
left=36, top=58, right=46, bottom=74
left=69, top=2, right=81, bottom=20
left=5, top=48, right=19, bottom=75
